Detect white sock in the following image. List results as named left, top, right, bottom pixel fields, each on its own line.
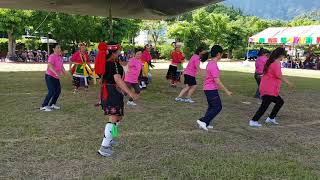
left=101, top=123, right=113, bottom=147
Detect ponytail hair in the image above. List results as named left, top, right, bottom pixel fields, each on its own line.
left=200, top=51, right=209, bottom=62
left=258, top=48, right=270, bottom=57
left=263, top=47, right=286, bottom=74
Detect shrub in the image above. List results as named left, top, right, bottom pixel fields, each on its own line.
left=157, top=44, right=173, bottom=60
left=233, top=48, right=247, bottom=60
left=122, top=43, right=143, bottom=53
left=0, top=38, right=8, bottom=52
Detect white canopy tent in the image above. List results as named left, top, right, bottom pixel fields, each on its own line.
left=249, top=25, right=320, bottom=45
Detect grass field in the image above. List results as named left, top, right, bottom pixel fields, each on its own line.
left=0, top=70, right=320, bottom=179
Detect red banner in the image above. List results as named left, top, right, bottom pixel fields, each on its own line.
left=268, top=38, right=277, bottom=44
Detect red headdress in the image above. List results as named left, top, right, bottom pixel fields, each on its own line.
left=107, top=44, right=121, bottom=51
left=94, top=42, right=108, bottom=76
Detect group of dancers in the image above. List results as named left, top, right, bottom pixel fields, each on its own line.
left=40, top=42, right=294, bottom=157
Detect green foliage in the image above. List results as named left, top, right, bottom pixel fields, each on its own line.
left=23, top=39, right=41, bottom=50
left=205, top=4, right=243, bottom=20
left=168, top=6, right=289, bottom=59
left=233, top=47, right=247, bottom=60
left=0, top=38, right=8, bottom=52
left=288, top=18, right=319, bottom=27
left=121, top=43, right=143, bottom=53
left=27, top=12, right=142, bottom=48
left=142, top=20, right=167, bottom=48
left=0, top=9, right=30, bottom=37
left=157, top=44, right=173, bottom=60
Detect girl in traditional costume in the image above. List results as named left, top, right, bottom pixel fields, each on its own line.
left=166, top=43, right=185, bottom=87
left=70, top=43, right=93, bottom=94
left=140, top=44, right=153, bottom=89
left=95, top=42, right=139, bottom=157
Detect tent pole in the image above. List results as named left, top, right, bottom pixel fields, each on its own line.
left=246, top=42, right=250, bottom=60
left=109, top=0, right=113, bottom=41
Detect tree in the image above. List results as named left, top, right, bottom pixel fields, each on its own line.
left=222, top=24, right=246, bottom=59
left=112, top=19, right=141, bottom=44
left=205, top=4, right=243, bottom=21
left=167, top=21, right=192, bottom=42
left=288, top=18, right=319, bottom=27
left=142, top=20, right=167, bottom=49
left=0, top=9, right=30, bottom=57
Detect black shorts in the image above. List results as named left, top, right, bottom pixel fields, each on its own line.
left=184, top=74, right=197, bottom=86
left=125, top=82, right=141, bottom=94
left=166, top=65, right=178, bottom=81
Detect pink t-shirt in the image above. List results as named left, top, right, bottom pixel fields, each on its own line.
left=124, top=58, right=143, bottom=83
left=203, top=60, right=220, bottom=90
left=46, top=54, right=63, bottom=79
left=184, top=54, right=200, bottom=77
left=255, top=56, right=268, bottom=74
left=260, top=62, right=282, bottom=96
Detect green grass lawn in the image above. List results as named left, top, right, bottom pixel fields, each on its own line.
left=0, top=70, right=320, bottom=179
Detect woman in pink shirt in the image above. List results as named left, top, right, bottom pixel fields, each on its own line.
left=124, top=48, right=144, bottom=106
left=249, top=47, right=294, bottom=128
left=175, top=47, right=208, bottom=103
left=254, top=48, right=270, bottom=98
left=197, top=45, right=233, bottom=131
left=40, top=44, right=67, bottom=112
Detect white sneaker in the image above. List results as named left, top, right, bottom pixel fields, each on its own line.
left=249, top=120, right=262, bottom=128
left=97, top=146, right=113, bottom=157
left=141, top=82, right=147, bottom=88
left=127, top=101, right=137, bottom=106
left=207, top=125, right=214, bottom=129
left=175, top=97, right=184, bottom=102
left=184, top=98, right=195, bottom=103
left=197, top=120, right=208, bottom=131
left=265, top=117, right=279, bottom=125
left=40, top=106, right=52, bottom=112
left=51, top=104, right=61, bottom=110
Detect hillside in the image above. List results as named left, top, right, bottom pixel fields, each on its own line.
left=223, top=0, right=320, bottom=20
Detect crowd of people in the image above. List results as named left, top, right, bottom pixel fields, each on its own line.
left=282, top=53, right=320, bottom=70
left=1, top=50, right=50, bottom=62
left=39, top=41, right=295, bottom=157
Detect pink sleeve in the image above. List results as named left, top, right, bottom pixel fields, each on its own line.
left=48, top=55, right=55, bottom=65
left=195, top=58, right=200, bottom=68
left=210, top=63, right=220, bottom=78
left=273, top=63, right=282, bottom=79
left=129, top=59, right=134, bottom=68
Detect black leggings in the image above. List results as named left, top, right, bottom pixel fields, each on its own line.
left=125, top=82, right=141, bottom=101
left=252, top=95, right=284, bottom=121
